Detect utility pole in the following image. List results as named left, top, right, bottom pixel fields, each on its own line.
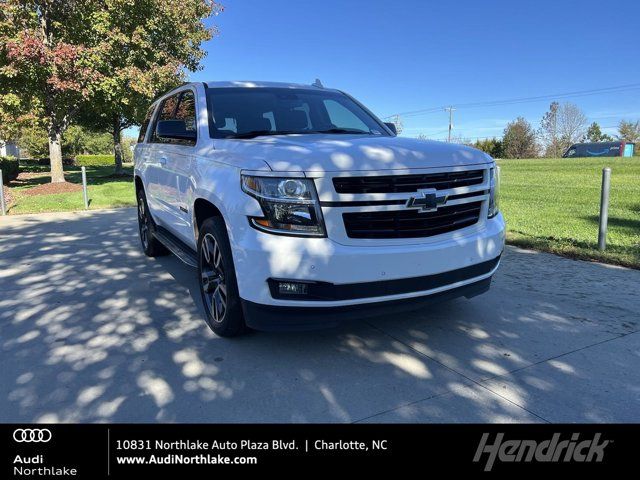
left=445, top=106, right=456, bottom=142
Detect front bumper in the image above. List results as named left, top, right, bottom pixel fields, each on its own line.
left=242, top=276, right=492, bottom=331
left=230, top=212, right=505, bottom=307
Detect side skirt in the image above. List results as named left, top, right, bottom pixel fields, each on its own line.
left=155, top=226, right=198, bottom=268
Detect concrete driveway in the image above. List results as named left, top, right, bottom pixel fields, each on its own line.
left=0, top=208, right=638, bottom=423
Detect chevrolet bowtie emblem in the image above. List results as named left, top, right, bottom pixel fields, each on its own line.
left=406, top=189, right=448, bottom=212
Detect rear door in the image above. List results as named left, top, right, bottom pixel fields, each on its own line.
left=147, top=93, right=180, bottom=221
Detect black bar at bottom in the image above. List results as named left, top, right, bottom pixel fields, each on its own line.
left=0, top=424, right=636, bottom=476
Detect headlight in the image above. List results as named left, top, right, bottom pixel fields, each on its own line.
left=241, top=175, right=326, bottom=237
left=487, top=165, right=500, bottom=218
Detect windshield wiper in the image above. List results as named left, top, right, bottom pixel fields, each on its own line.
left=311, top=128, right=372, bottom=135
left=228, top=130, right=299, bottom=139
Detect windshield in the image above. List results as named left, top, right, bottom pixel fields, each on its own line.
left=205, top=87, right=390, bottom=139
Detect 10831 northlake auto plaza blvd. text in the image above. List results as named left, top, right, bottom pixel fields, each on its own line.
left=118, top=439, right=385, bottom=451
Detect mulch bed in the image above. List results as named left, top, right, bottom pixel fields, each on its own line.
left=16, top=172, right=49, bottom=180
left=21, top=181, right=82, bottom=196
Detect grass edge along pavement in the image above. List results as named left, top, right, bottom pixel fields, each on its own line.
left=5, top=164, right=136, bottom=215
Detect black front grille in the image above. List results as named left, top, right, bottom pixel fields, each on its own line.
left=333, top=170, right=484, bottom=194
left=343, top=202, right=482, bottom=239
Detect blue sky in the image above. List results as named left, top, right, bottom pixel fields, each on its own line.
left=149, top=0, right=640, bottom=140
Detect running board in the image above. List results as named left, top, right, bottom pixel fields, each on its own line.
left=154, top=226, right=198, bottom=268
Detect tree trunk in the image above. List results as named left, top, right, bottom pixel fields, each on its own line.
left=113, top=117, right=123, bottom=175
left=48, top=127, right=65, bottom=183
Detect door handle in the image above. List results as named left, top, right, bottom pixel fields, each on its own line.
left=158, top=157, right=167, bottom=167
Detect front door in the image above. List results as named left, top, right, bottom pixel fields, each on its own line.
left=147, top=90, right=198, bottom=242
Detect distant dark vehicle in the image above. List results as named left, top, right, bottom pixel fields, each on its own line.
left=563, top=141, right=635, bottom=158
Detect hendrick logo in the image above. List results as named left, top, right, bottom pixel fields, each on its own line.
left=473, top=432, right=610, bottom=471
left=13, top=428, right=52, bottom=443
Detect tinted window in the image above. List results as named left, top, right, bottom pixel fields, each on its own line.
left=175, top=91, right=197, bottom=143
left=206, top=88, right=388, bottom=139
left=151, top=94, right=179, bottom=143
left=159, top=95, right=179, bottom=121
left=137, top=106, right=155, bottom=143
left=151, top=91, right=197, bottom=146
left=323, top=99, right=369, bottom=132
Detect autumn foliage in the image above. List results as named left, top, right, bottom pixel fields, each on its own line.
left=0, top=0, right=221, bottom=181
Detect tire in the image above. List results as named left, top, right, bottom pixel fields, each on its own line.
left=197, top=217, right=247, bottom=337
left=136, top=187, right=169, bottom=257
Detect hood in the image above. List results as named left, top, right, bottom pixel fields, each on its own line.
left=214, top=134, right=492, bottom=173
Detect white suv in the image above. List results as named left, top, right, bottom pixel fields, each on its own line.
left=134, top=81, right=505, bottom=336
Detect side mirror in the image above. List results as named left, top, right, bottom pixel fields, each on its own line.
left=156, top=120, right=196, bottom=141
left=384, top=122, right=397, bottom=135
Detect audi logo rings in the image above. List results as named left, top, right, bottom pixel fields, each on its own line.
left=13, top=428, right=52, bottom=443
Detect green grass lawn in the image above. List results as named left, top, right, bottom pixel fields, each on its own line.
left=6, top=157, right=639, bottom=269
left=7, top=165, right=136, bottom=215
left=498, top=157, right=640, bottom=269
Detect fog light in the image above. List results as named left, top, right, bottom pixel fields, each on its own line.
left=278, top=282, right=308, bottom=295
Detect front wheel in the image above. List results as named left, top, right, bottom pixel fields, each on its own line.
left=198, top=217, right=247, bottom=337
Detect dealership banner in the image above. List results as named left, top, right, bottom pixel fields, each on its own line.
left=1, top=424, right=635, bottom=475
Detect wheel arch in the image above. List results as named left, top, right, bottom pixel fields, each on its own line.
left=134, top=175, right=144, bottom=193
left=193, top=197, right=225, bottom=241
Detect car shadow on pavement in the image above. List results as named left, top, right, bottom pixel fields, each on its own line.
left=1, top=209, right=639, bottom=423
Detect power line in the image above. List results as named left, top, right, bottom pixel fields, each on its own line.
left=383, top=83, right=640, bottom=119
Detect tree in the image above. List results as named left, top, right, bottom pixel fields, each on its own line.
left=585, top=122, right=613, bottom=142
left=539, top=101, right=561, bottom=158
left=472, top=138, right=504, bottom=158
left=503, top=117, right=538, bottom=159
left=449, top=134, right=472, bottom=146
left=0, top=1, right=220, bottom=181
left=616, top=120, right=640, bottom=144
left=0, top=93, right=41, bottom=144
left=62, top=125, right=112, bottom=157
left=17, top=124, right=113, bottom=158
left=557, top=102, right=587, bottom=153
left=0, top=1, right=106, bottom=182
left=539, top=102, right=587, bottom=157
left=83, top=0, right=221, bottom=174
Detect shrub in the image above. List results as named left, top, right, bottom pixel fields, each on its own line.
left=0, top=156, right=19, bottom=184
left=75, top=154, right=115, bottom=166
left=472, top=138, right=504, bottom=159
left=35, top=157, right=76, bottom=166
